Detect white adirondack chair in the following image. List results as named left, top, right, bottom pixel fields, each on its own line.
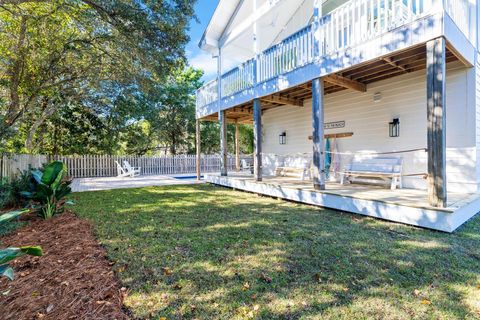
left=115, top=161, right=135, bottom=178
left=241, top=159, right=253, bottom=172
left=123, top=161, right=141, bottom=177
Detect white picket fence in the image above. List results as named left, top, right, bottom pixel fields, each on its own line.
left=0, top=154, right=251, bottom=179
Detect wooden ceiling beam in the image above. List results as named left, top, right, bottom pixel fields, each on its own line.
left=383, top=57, right=408, bottom=73
left=323, top=74, right=367, bottom=92
left=344, top=50, right=426, bottom=79
left=231, top=107, right=253, bottom=114
left=446, top=42, right=472, bottom=67
left=235, top=115, right=253, bottom=123
left=261, top=95, right=304, bottom=107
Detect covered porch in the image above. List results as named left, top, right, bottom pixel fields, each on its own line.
left=205, top=172, right=480, bottom=232
left=195, top=37, right=480, bottom=232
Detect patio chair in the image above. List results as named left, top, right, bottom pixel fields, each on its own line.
left=241, top=159, right=253, bottom=173
left=115, top=161, right=135, bottom=178
left=123, top=160, right=141, bottom=177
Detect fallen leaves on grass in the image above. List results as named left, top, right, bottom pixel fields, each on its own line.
left=259, top=273, right=272, bottom=283
left=173, top=283, right=182, bottom=290
left=162, top=267, right=173, bottom=276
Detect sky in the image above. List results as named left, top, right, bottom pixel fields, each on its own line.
left=186, top=0, right=219, bottom=81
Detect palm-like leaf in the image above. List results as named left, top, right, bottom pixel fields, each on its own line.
left=27, top=161, right=71, bottom=219
left=55, top=186, right=72, bottom=201
left=0, top=246, right=42, bottom=281
left=0, top=265, right=14, bottom=280
left=0, top=246, right=43, bottom=265
left=0, top=210, right=28, bottom=225
left=41, top=161, right=65, bottom=186
left=31, top=170, right=43, bottom=184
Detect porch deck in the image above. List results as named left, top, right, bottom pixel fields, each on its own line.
left=205, top=173, right=480, bottom=232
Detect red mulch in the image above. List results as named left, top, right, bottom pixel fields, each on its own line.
left=0, top=212, right=130, bottom=320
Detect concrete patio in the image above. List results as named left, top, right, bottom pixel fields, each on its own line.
left=71, top=174, right=204, bottom=192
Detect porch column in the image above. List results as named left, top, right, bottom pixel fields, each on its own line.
left=253, top=98, right=262, bottom=181
left=235, top=120, right=241, bottom=171
left=426, top=37, right=447, bottom=208
left=219, top=110, right=228, bottom=176
left=196, top=120, right=201, bottom=180
left=312, top=78, right=326, bottom=190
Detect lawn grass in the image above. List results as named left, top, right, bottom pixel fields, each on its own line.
left=71, top=184, right=480, bottom=319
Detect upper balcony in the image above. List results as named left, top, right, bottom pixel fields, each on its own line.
left=196, top=0, right=478, bottom=120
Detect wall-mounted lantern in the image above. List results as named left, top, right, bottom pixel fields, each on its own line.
left=279, top=131, right=287, bottom=145
left=373, top=92, right=382, bottom=103
left=389, top=118, right=400, bottom=137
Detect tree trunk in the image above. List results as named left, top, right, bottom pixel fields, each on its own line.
left=25, top=102, right=56, bottom=151
left=5, top=16, right=27, bottom=127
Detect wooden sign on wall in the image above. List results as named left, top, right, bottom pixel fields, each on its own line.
left=325, top=121, right=345, bottom=130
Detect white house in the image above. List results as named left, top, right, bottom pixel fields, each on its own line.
left=195, top=0, right=480, bottom=232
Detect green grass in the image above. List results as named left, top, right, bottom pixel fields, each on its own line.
left=71, top=184, right=480, bottom=319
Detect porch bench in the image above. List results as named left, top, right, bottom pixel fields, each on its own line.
left=275, top=166, right=310, bottom=181
left=340, top=157, right=403, bottom=190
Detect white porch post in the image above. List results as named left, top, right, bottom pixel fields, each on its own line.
left=312, top=78, right=326, bottom=190
left=219, top=111, right=228, bottom=177
left=426, top=37, right=447, bottom=208
left=253, top=98, right=262, bottom=181
left=217, top=47, right=228, bottom=177
left=196, top=120, right=201, bottom=180
left=235, top=120, right=241, bottom=171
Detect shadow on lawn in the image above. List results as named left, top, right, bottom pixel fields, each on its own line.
left=73, top=184, right=480, bottom=319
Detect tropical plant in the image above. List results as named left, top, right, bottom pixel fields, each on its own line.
left=0, top=169, right=33, bottom=209
left=0, top=209, right=43, bottom=281
left=22, top=161, right=72, bottom=219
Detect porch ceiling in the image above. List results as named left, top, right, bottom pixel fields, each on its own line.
left=200, top=43, right=460, bottom=125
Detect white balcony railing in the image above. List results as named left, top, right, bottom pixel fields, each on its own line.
left=196, top=0, right=474, bottom=114
left=196, top=79, right=218, bottom=110
left=320, top=0, right=432, bottom=54
left=221, top=59, right=255, bottom=98
left=258, top=24, right=314, bottom=83
left=445, top=0, right=477, bottom=43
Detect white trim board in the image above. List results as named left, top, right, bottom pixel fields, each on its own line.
left=205, top=174, right=480, bottom=232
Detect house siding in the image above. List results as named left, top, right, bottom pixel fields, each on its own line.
left=476, top=52, right=480, bottom=191
left=262, top=62, right=478, bottom=192
left=271, top=0, right=314, bottom=44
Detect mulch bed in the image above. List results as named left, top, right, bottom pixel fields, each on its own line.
left=0, top=212, right=130, bottom=320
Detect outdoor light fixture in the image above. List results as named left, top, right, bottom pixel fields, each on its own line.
left=373, top=92, right=382, bottom=103
left=389, top=118, right=400, bottom=137
left=279, top=131, right=287, bottom=145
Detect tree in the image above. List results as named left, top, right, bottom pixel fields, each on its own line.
left=147, top=67, right=203, bottom=155
left=0, top=0, right=196, bottom=150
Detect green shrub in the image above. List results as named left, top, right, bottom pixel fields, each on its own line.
left=0, top=209, right=43, bottom=281
left=21, top=161, right=72, bottom=219
left=0, top=170, right=33, bottom=209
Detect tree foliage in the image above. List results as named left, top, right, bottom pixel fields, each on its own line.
left=0, top=0, right=254, bottom=156
left=0, top=0, right=196, bottom=152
